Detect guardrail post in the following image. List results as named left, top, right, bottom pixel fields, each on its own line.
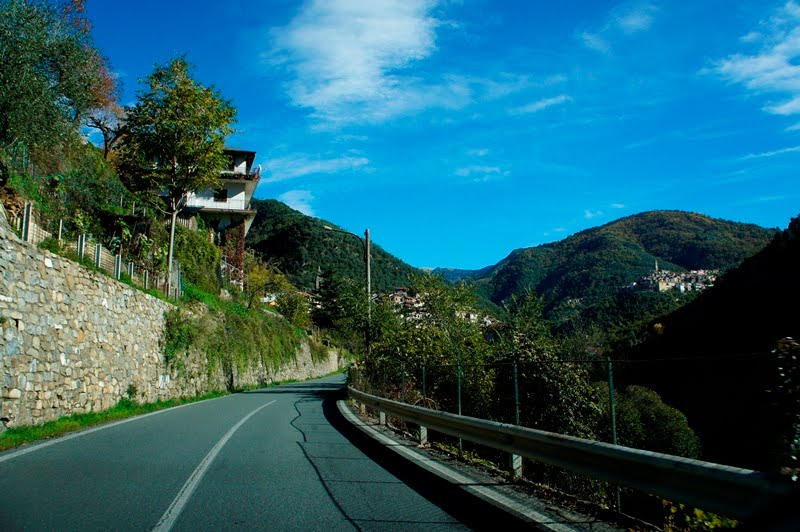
left=608, top=355, right=621, bottom=512
left=419, top=426, right=428, bottom=446
left=379, top=411, right=386, bottom=425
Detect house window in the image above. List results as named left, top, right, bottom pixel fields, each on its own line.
left=214, top=188, right=228, bottom=202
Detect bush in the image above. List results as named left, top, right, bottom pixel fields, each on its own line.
left=174, top=226, right=221, bottom=294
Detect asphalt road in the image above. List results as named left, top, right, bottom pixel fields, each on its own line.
left=0, top=374, right=520, bottom=531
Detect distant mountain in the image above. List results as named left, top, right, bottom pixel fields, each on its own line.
left=431, top=265, right=493, bottom=283
left=245, top=199, right=419, bottom=292
left=455, top=211, right=775, bottom=319
left=624, top=213, right=800, bottom=469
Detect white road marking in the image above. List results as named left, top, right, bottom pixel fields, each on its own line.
left=0, top=396, right=226, bottom=465
left=152, top=399, right=277, bottom=532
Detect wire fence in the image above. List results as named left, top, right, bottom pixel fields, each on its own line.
left=12, top=202, right=183, bottom=299
left=350, top=348, right=790, bottom=523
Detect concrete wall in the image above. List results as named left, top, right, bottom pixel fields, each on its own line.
left=0, top=204, right=338, bottom=431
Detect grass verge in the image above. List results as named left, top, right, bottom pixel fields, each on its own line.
left=0, top=391, right=228, bottom=453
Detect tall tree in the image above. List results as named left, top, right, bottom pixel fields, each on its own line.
left=117, top=57, right=236, bottom=294
left=0, top=0, right=115, bottom=171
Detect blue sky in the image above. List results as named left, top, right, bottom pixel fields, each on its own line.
left=87, top=0, right=800, bottom=269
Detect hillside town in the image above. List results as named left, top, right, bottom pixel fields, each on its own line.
left=627, top=260, right=719, bottom=294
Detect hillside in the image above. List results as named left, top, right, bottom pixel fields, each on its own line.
left=245, top=199, right=419, bottom=292
left=623, top=213, right=800, bottom=469
left=452, top=211, right=774, bottom=323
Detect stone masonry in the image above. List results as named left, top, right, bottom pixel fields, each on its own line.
left=0, top=204, right=338, bottom=431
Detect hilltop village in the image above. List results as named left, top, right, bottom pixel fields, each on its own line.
left=628, top=260, right=719, bottom=294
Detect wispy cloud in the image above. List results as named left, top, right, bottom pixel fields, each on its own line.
left=611, top=203, right=625, bottom=209
left=467, top=148, right=489, bottom=156
left=739, top=144, right=800, bottom=160
left=454, top=165, right=510, bottom=183
left=614, top=3, right=658, bottom=34
left=579, top=2, right=658, bottom=53
left=265, top=153, right=369, bottom=182
left=270, top=0, right=451, bottom=126
left=279, top=190, right=316, bottom=216
left=710, top=2, right=800, bottom=120
left=511, top=94, right=572, bottom=114
left=584, top=209, right=604, bottom=219
left=579, top=31, right=611, bottom=54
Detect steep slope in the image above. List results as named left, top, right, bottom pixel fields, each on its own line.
left=625, top=213, right=800, bottom=469
left=245, top=199, right=419, bottom=292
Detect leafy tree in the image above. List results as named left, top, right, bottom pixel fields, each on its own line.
left=0, top=0, right=115, bottom=172
left=492, top=291, right=601, bottom=438
left=276, top=291, right=311, bottom=330
left=243, top=253, right=292, bottom=309
left=594, top=384, right=701, bottom=458
left=117, top=56, right=236, bottom=292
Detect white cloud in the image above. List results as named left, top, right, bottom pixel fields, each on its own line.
left=512, top=94, right=572, bottom=114
left=584, top=209, right=604, bottom=219
left=579, top=31, right=611, bottom=54
left=614, top=3, right=657, bottom=34
left=454, top=165, right=509, bottom=183
left=739, top=144, right=800, bottom=160
left=467, top=148, right=489, bottom=156
left=578, top=2, right=657, bottom=53
left=279, top=190, right=316, bottom=216
left=611, top=203, right=625, bottom=209
left=271, top=0, right=466, bottom=125
left=265, top=154, right=369, bottom=182
left=710, top=2, right=800, bottom=119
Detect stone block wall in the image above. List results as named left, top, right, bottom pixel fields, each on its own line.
left=0, top=204, right=338, bottom=431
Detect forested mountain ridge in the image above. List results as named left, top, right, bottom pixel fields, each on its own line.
left=245, top=199, right=419, bottom=292
left=623, top=213, right=800, bottom=469
left=450, top=210, right=775, bottom=310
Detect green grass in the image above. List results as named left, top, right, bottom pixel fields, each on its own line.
left=0, top=391, right=228, bottom=452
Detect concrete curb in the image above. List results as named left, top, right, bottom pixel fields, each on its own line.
left=336, top=399, right=582, bottom=531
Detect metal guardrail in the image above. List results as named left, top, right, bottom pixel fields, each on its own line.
left=348, top=386, right=795, bottom=521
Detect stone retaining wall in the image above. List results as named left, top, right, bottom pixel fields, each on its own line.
left=0, top=204, right=338, bottom=431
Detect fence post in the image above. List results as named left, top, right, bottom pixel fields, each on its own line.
left=401, top=363, right=406, bottom=404
left=22, top=202, right=32, bottom=242
left=143, top=270, right=149, bottom=290
left=422, top=366, right=427, bottom=404
left=94, top=244, right=101, bottom=268
left=77, top=234, right=86, bottom=259
left=58, top=219, right=63, bottom=242
left=114, top=254, right=122, bottom=279
left=457, top=361, right=463, bottom=455
left=510, top=358, right=523, bottom=479
left=608, top=355, right=622, bottom=512
left=128, top=261, right=134, bottom=279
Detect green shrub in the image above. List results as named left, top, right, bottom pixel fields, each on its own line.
left=174, top=226, right=221, bottom=294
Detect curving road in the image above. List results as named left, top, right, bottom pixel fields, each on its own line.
left=0, top=375, right=518, bottom=531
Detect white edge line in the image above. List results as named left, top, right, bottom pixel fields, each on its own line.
left=152, top=399, right=277, bottom=532
left=337, top=400, right=579, bottom=532
left=0, top=395, right=228, bottom=465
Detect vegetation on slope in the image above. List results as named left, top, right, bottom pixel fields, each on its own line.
left=246, top=198, right=419, bottom=292
left=622, top=212, right=800, bottom=470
